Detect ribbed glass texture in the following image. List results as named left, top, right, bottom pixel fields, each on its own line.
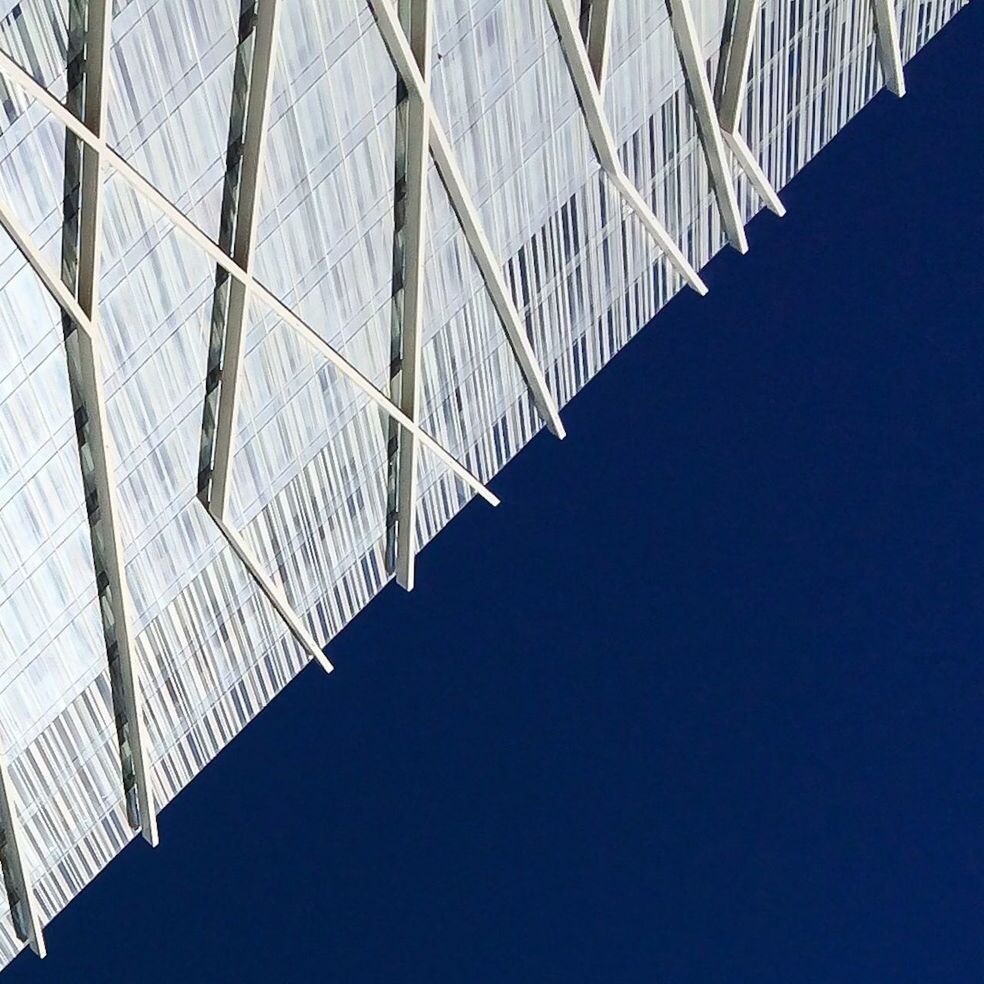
left=0, top=0, right=968, bottom=968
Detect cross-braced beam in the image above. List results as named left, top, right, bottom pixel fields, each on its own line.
left=59, top=0, right=159, bottom=847
left=871, top=0, right=906, bottom=97
left=580, top=0, right=614, bottom=93
left=198, top=0, right=281, bottom=523
left=0, top=46, right=498, bottom=511
left=544, top=0, right=708, bottom=294
left=665, top=0, right=748, bottom=253
left=367, top=0, right=567, bottom=437
left=384, top=0, right=432, bottom=592
left=0, top=750, right=45, bottom=958
left=714, top=0, right=785, bottom=217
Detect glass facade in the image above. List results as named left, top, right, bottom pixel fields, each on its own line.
left=0, top=0, right=968, bottom=969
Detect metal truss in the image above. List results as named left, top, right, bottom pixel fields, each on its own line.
left=383, top=0, right=433, bottom=592
left=0, top=749, right=45, bottom=958
left=58, top=0, right=159, bottom=847
left=198, top=0, right=281, bottom=524
left=580, top=0, right=614, bottom=93
left=871, top=0, right=906, bottom=97
left=0, top=47, right=498, bottom=513
left=714, top=0, right=786, bottom=217
left=545, top=0, right=708, bottom=295
left=665, top=0, right=748, bottom=253
left=367, top=0, right=567, bottom=439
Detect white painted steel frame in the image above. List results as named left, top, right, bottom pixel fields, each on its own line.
left=393, top=0, right=432, bottom=592
left=0, top=47, right=499, bottom=511
left=714, top=0, right=786, bottom=217
left=582, top=0, right=614, bottom=93
left=368, top=0, right=567, bottom=438
left=0, top=750, right=45, bottom=958
left=61, top=0, right=160, bottom=847
left=665, top=0, right=749, bottom=253
left=544, top=0, right=709, bottom=296
left=871, top=0, right=906, bottom=96
left=200, top=0, right=282, bottom=523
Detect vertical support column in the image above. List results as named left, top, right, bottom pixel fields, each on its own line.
left=0, top=751, right=45, bottom=958
left=665, top=0, right=749, bottom=253
left=871, top=0, right=905, bottom=97
left=198, top=0, right=282, bottom=522
left=60, top=0, right=159, bottom=846
left=714, top=0, right=785, bottom=217
left=386, top=0, right=432, bottom=591
left=580, top=0, right=614, bottom=93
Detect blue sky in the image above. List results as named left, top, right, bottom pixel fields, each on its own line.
left=8, top=6, right=982, bottom=982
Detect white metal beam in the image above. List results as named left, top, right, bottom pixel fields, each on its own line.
left=62, top=0, right=159, bottom=847
left=713, top=0, right=785, bottom=218
left=871, top=0, right=906, bottom=97
left=0, top=750, right=45, bottom=958
left=393, top=0, right=432, bottom=592
left=367, top=0, right=567, bottom=437
left=715, top=0, right=757, bottom=133
left=544, top=0, right=708, bottom=295
left=722, top=130, right=785, bottom=218
left=0, top=47, right=499, bottom=510
left=582, top=0, right=614, bottom=94
left=665, top=0, right=748, bottom=253
left=204, top=508, right=334, bottom=674
left=199, top=0, right=282, bottom=523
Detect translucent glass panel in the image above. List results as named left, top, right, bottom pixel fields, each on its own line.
left=253, top=0, right=397, bottom=387
left=106, top=0, right=241, bottom=239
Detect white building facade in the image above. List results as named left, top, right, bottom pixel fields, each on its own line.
left=0, top=0, right=968, bottom=969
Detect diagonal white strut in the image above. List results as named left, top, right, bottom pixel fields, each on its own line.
left=714, top=0, right=785, bottom=217
left=871, top=0, right=906, bottom=97
left=367, top=0, right=567, bottom=437
left=545, top=0, right=708, bottom=295
left=0, top=46, right=498, bottom=511
left=665, top=0, right=749, bottom=253
left=0, top=749, right=46, bottom=958
left=59, top=0, right=159, bottom=847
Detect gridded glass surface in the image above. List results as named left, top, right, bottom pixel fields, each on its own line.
left=0, top=0, right=969, bottom=967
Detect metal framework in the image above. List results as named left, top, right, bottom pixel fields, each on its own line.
left=714, top=0, right=786, bottom=217
left=385, top=0, right=433, bottom=592
left=368, top=0, right=566, bottom=440
left=665, top=0, right=748, bottom=253
left=198, top=0, right=282, bottom=523
left=871, top=0, right=906, bottom=97
left=544, top=0, right=708, bottom=295
left=0, top=47, right=498, bottom=511
left=58, top=0, right=159, bottom=847
left=0, top=750, right=45, bottom=958
left=580, top=0, right=614, bottom=93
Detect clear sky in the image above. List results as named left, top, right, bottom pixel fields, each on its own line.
left=7, top=6, right=982, bottom=982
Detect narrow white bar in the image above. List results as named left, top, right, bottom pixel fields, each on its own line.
left=394, top=0, right=433, bottom=592
left=204, top=0, right=282, bottom=522
left=723, top=130, right=785, bottom=218
left=544, top=0, right=709, bottom=295
left=68, top=0, right=160, bottom=846
left=583, top=0, right=614, bottom=92
left=368, top=0, right=567, bottom=438
left=666, top=0, right=749, bottom=253
left=205, top=509, right=335, bottom=675
left=0, top=47, right=498, bottom=510
left=872, top=0, right=906, bottom=97
left=716, top=0, right=759, bottom=133
left=0, top=750, right=46, bottom=958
